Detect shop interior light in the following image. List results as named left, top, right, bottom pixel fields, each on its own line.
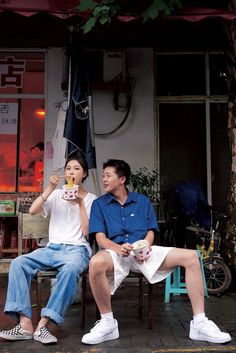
left=35, top=108, right=45, bottom=119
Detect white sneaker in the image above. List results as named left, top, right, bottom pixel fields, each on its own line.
left=81, top=318, right=119, bottom=345
left=189, top=318, right=231, bottom=344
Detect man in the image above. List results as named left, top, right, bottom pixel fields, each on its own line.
left=82, top=159, right=231, bottom=345
left=28, top=142, right=44, bottom=187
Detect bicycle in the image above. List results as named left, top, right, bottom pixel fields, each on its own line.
left=187, top=209, right=232, bottom=296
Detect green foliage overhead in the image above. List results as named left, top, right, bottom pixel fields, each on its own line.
left=143, top=0, right=183, bottom=22
left=77, top=0, right=183, bottom=33
left=129, top=167, right=160, bottom=204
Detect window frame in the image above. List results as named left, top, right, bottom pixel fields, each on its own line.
left=155, top=51, right=228, bottom=205
left=0, top=49, right=46, bottom=194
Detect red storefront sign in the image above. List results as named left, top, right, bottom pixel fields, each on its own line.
left=0, top=57, right=25, bottom=88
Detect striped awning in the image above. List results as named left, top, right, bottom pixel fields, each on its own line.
left=0, top=2, right=235, bottom=22
left=0, top=0, right=83, bottom=19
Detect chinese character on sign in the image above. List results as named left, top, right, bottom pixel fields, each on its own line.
left=0, top=104, right=9, bottom=114
left=0, top=103, right=18, bottom=134
left=0, top=56, right=25, bottom=88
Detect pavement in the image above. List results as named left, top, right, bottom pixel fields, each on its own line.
left=0, top=272, right=236, bottom=353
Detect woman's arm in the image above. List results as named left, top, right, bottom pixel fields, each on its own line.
left=29, top=175, right=59, bottom=215
left=78, top=198, right=89, bottom=236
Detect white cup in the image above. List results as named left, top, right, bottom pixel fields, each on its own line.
left=62, top=185, right=78, bottom=200
left=132, top=239, right=151, bottom=261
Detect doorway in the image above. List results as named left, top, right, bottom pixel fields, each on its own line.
left=158, top=101, right=230, bottom=210
left=156, top=52, right=230, bottom=210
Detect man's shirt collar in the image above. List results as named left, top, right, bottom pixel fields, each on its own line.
left=106, top=191, right=138, bottom=205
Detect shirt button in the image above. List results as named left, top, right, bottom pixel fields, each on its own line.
left=122, top=217, right=125, bottom=220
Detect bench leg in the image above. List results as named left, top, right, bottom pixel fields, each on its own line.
left=148, top=283, right=153, bottom=329
left=138, top=276, right=143, bottom=319
left=80, top=274, right=87, bottom=330
left=35, top=277, right=41, bottom=320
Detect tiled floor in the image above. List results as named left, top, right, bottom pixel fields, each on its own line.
left=0, top=274, right=235, bottom=353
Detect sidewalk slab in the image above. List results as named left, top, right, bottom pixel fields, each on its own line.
left=0, top=275, right=235, bottom=353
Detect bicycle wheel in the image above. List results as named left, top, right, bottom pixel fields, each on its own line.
left=203, top=256, right=232, bottom=295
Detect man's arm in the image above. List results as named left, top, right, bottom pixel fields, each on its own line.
left=95, top=232, right=132, bottom=257
left=95, top=230, right=155, bottom=257
left=145, top=230, right=155, bottom=247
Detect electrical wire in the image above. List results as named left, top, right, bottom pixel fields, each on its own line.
left=95, top=95, right=132, bottom=137
left=94, top=76, right=136, bottom=137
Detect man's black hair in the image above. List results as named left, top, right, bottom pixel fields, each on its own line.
left=34, top=142, right=44, bottom=151
left=103, top=159, right=131, bottom=185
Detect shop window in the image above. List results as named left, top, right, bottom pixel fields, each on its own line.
left=209, top=54, right=228, bottom=95
left=210, top=103, right=230, bottom=207
left=156, top=52, right=229, bottom=209
left=156, top=53, right=228, bottom=97
left=156, top=54, right=205, bottom=96
left=0, top=52, right=45, bottom=193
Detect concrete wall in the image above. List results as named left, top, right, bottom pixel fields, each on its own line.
left=44, top=48, right=67, bottom=187
left=45, top=48, right=156, bottom=195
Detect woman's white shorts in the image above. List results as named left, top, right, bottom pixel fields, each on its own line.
left=103, top=245, right=174, bottom=295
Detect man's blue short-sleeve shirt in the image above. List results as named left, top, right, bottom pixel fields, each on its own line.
left=89, top=191, right=159, bottom=244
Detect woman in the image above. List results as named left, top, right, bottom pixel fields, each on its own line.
left=0, top=152, right=96, bottom=345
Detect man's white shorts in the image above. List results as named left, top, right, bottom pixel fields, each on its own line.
left=103, top=245, right=174, bottom=294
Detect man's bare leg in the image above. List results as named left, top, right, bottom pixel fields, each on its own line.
left=159, top=248, right=204, bottom=314
left=81, top=251, right=119, bottom=344
left=89, top=251, right=114, bottom=314
left=159, top=247, right=231, bottom=344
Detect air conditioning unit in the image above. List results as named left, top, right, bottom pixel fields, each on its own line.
left=103, top=50, right=126, bottom=83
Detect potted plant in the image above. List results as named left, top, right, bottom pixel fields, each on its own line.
left=129, top=167, right=160, bottom=206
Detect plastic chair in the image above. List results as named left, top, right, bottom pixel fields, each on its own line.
left=164, top=250, right=208, bottom=302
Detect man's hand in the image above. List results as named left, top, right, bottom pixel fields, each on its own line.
left=120, top=243, right=133, bottom=257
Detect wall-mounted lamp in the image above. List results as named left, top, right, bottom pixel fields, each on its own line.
left=34, top=108, right=45, bottom=119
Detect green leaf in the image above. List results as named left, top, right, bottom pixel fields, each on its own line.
left=129, top=167, right=160, bottom=203
left=80, top=0, right=183, bottom=33
left=83, top=16, right=97, bottom=33
left=110, top=4, right=119, bottom=16
left=99, top=15, right=110, bottom=25
left=143, top=7, right=159, bottom=22
left=78, top=0, right=97, bottom=11
left=93, top=5, right=110, bottom=16
left=143, top=0, right=182, bottom=22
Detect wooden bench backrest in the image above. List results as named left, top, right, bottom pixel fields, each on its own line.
left=18, top=212, right=50, bottom=255
left=20, top=213, right=50, bottom=239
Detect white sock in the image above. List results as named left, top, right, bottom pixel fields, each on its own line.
left=193, top=313, right=206, bottom=325
left=101, top=312, right=114, bottom=321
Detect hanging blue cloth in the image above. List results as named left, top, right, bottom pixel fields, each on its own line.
left=175, top=181, right=211, bottom=230
left=63, top=45, right=96, bottom=169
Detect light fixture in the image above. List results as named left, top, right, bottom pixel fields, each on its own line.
left=34, top=108, right=45, bottom=119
